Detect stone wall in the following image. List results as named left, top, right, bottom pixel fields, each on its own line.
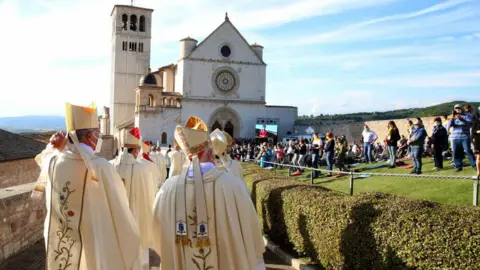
left=0, top=159, right=40, bottom=188
left=0, top=183, right=46, bottom=262
left=295, top=116, right=438, bottom=144
left=365, top=117, right=437, bottom=143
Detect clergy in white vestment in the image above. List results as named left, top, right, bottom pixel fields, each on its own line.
left=111, top=127, right=155, bottom=270
left=139, top=141, right=163, bottom=189
left=151, top=116, right=266, bottom=270
left=210, top=129, right=245, bottom=181
left=31, top=102, right=141, bottom=270
left=149, top=145, right=167, bottom=186
left=167, top=140, right=186, bottom=178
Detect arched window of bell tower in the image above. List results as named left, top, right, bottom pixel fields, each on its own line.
left=139, top=16, right=146, bottom=32
left=130, top=15, right=137, bottom=31
left=121, top=14, right=128, bottom=30
left=148, top=94, right=154, bottom=106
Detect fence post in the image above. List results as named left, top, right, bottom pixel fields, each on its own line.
left=311, top=169, right=314, bottom=185
left=474, top=177, right=479, bottom=206
left=273, top=163, right=277, bottom=174
left=349, top=172, right=354, bottom=196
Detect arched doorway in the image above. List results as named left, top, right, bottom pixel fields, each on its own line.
left=224, top=121, right=234, bottom=137
left=211, top=120, right=222, bottom=132
left=161, top=132, right=167, bottom=144
left=208, top=106, right=242, bottom=138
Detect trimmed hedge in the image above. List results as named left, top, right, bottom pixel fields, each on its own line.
left=244, top=165, right=480, bottom=269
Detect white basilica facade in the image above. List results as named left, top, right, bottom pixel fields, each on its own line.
left=106, top=4, right=297, bottom=147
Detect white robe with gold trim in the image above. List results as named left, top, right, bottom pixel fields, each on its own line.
left=219, top=155, right=244, bottom=181
left=150, top=152, right=167, bottom=185
left=139, top=156, right=162, bottom=192
left=168, top=150, right=186, bottom=178
left=151, top=165, right=265, bottom=270
left=40, top=146, right=141, bottom=270
left=112, top=153, right=155, bottom=250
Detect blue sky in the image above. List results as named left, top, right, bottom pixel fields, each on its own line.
left=0, top=0, right=479, bottom=117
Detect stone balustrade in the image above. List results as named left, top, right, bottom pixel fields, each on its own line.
left=0, top=182, right=45, bottom=262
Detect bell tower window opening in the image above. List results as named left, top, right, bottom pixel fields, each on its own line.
left=130, top=15, right=137, bottom=31
left=147, top=94, right=154, bottom=106
left=139, top=16, right=146, bottom=32
left=121, top=14, right=128, bottom=30
left=139, top=43, right=144, bottom=53
left=122, top=41, right=127, bottom=51
left=134, top=42, right=137, bottom=52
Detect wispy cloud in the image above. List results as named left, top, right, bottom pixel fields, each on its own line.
left=360, top=71, right=480, bottom=87
left=279, top=0, right=477, bottom=46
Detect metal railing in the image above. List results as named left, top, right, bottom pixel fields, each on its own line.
left=243, top=159, right=480, bottom=206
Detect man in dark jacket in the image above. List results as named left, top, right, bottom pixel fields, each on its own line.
left=408, top=118, right=428, bottom=174
left=471, top=107, right=480, bottom=177
left=431, top=117, right=448, bottom=171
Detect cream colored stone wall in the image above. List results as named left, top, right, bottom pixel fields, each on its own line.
left=0, top=159, right=39, bottom=189
left=0, top=183, right=45, bottom=261
left=295, top=116, right=438, bottom=144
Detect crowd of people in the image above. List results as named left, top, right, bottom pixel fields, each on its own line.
left=31, top=103, right=265, bottom=270
left=231, top=104, right=480, bottom=177
left=27, top=102, right=480, bottom=270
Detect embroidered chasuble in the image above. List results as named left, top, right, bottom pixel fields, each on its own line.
left=42, top=148, right=141, bottom=270
left=112, top=153, right=155, bottom=249
left=151, top=166, right=266, bottom=270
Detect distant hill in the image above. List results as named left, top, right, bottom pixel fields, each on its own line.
left=0, top=115, right=65, bottom=133
left=298, top=101, right=480, bottom=121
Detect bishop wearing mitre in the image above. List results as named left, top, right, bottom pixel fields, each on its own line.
left=151, top=116, right=266, bottom=270
left=111, top=128, right=155, bottom=270
left=31, top=102, right=141, bottom=270
left=210, top=129, right=245, bottom=181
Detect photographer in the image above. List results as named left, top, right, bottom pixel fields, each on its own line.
left=447, top=104, right=477, bottom=172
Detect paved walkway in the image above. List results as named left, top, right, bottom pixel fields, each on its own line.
left=0, top=241, right=294, bottom=270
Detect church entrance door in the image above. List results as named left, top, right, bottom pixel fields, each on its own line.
left=208, top=107, right=242, bottom=138
left=212, top=120, right=222, bottom=132
left=224, top=121, right=234, bottom=137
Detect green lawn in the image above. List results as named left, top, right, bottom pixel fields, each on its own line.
left=249, top=158, right=478, bottom=206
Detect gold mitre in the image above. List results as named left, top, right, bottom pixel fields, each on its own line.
left=65, top=102, right=98, bottom=131
left=174, top=116, right=210, bottom=156
left=223, top=131, right=233, bottom=147
left=210, top=129, right=228, bottom=156
left=141, top=141, right=151, bottom=153
left=122, top=127, right=141, bottom=148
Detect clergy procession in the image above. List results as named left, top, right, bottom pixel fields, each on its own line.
left=30, top=102, right=266, bottom=270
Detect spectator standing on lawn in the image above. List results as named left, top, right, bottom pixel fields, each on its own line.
left=325, top=132, right=335, bottom=176
left=311, top=132, right=323, bottom=178
left=362, top=125, right=378, bottom=163
left=446, top=104, right=477, bottom=172
left=386, top=121, right=401, bottom=168
left=431, top=117, right=449, bottom=171
left=471, top=106, right=480, bottom=177
left=408, top=118, right=428, bottom=175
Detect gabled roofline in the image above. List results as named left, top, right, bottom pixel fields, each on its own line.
left=183, top=17, right=266, bottom=65
left=111, top=5, right=154, bottom=16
